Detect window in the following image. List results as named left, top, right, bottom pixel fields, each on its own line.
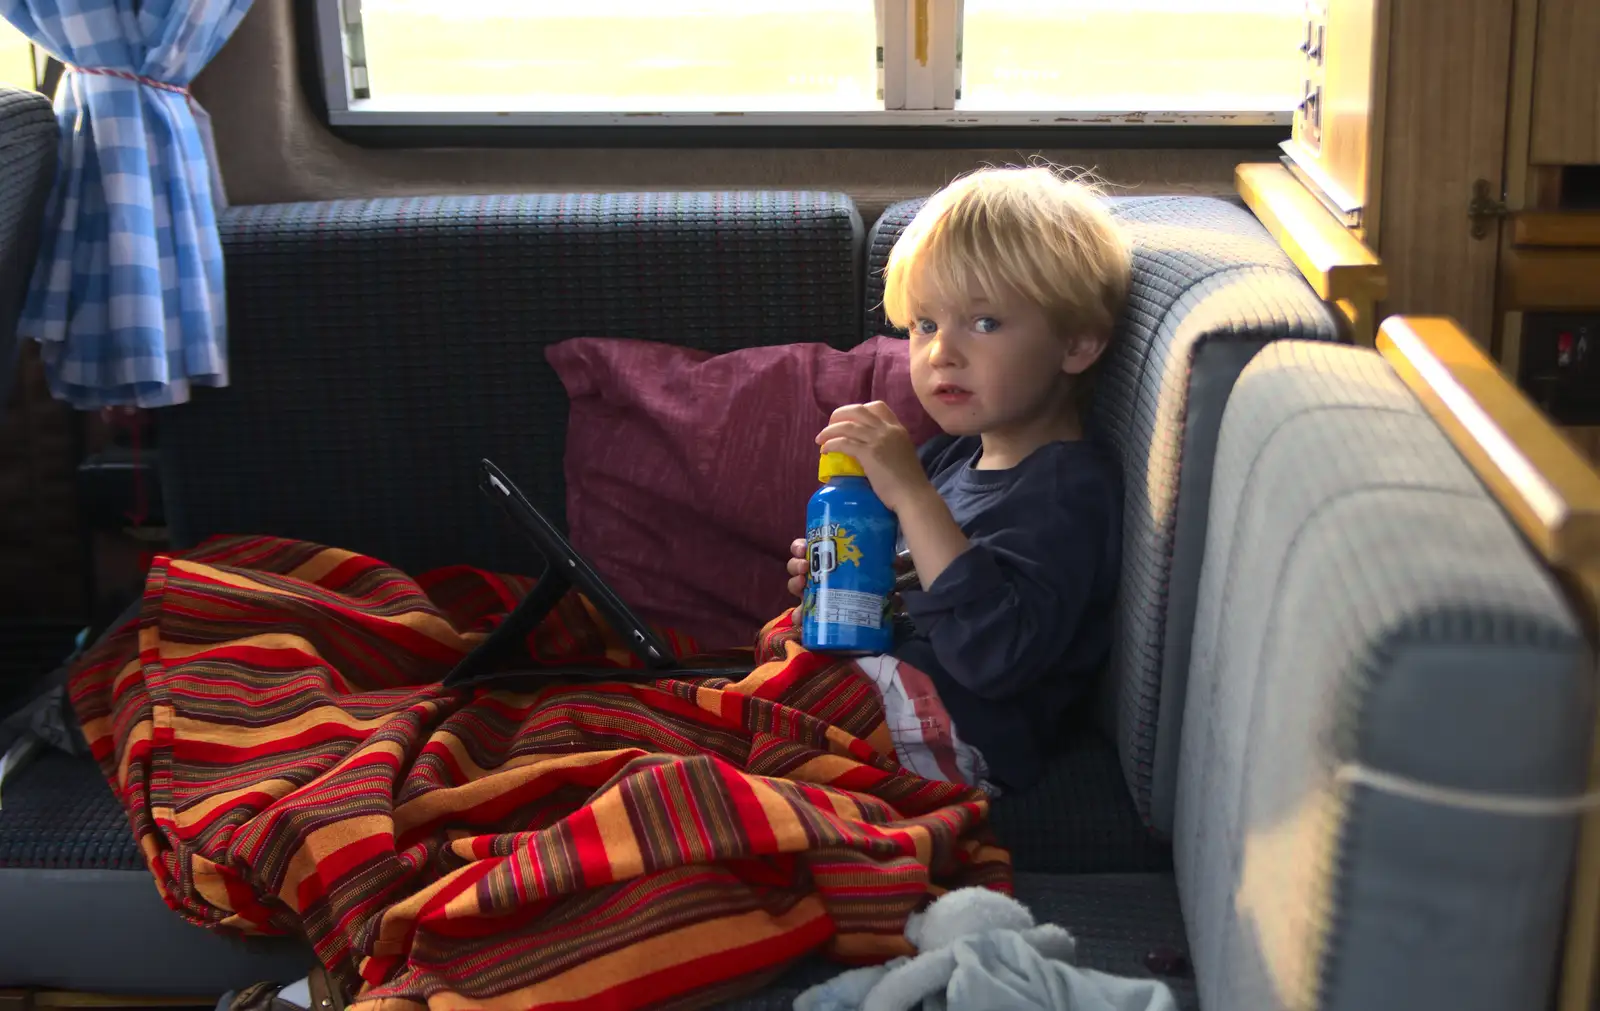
left=0, top=19, right=38, bottom=93
left=315, top=0, right=1303, bottom=128
left=957, top=0, right=1304, bottom=113
left=356, top=0, right=881, bottom=113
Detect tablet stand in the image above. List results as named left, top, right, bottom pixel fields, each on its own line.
left=446, top=557, right=572, bottom=684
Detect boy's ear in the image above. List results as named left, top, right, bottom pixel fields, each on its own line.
left=1060, top=331, right=1109, bottom=377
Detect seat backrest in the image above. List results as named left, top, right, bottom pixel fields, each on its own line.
left=0, top=84, right=55, bottom=402
left=866, top=194, right=1343, bottom=833
left=1176, top=339, right=1594, bottom=1011
left=0, top=84, right=81, bottom=624
left=159, top=192, right=864, bottom=575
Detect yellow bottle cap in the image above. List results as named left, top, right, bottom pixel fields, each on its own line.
left=818, top=451, right=865, bottom=481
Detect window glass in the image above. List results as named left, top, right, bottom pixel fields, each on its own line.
left=359, top=0, right=882, bottom=112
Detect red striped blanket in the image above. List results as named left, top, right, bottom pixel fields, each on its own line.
left=68, top=536, right=1010, bottom=1010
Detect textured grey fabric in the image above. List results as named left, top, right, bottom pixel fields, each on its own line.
left=865, top=196, right=1344, bottom=834
left=0, top=871, right=1186, bottom=1005
left=161, top=192, right=864, bottom=573
left=0, top=730, right=1167, bottom=876
left=0, top=753, right=1191, bottom=1004
left=988, top=728, right=1172, bottom=875
left=1138, top=336, right=1262, bottom=838
left=0, top=867, right=315, bottom=993
left=0, top=85, right=54, bottom=406
left=1093, top=199, right=1344, bottom=836
left=1175, top=340, right=1594, bottom=1011
left=0, top=748, right=141, bottom=870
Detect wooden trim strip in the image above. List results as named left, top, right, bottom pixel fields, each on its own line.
left=1378, top=314, right=1600, bottom=1011
left=1235, top=161, right=1387, bottom=304
left=1501, top=247, right=1600, bottom=310
left=1513, top=212, right=1600, bottom=248
left=1376, top=315, right=1600, bottom=565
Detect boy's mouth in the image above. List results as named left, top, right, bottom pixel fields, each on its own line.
left=932, top=382, right=973, bottom=405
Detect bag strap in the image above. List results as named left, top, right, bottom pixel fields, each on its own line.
left=307, top=966, right=349, bottom=1011
left=223, top=967, right=349, bottom=1011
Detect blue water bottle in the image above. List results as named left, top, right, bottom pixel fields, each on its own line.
left=800, top=451, right=898, bottom=654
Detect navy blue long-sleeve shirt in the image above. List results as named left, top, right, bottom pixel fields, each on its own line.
left=893, top=433, right=1121, bottom=791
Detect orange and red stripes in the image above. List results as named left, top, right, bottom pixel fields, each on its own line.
left=69, top=535, right=1008, bottom=1010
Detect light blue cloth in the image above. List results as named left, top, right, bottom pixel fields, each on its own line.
left=794, top=887, right=1178, bottom=1011
left=794, top=931, right=1179, bottom=1011
left=0, top=0, right=253, bottom=408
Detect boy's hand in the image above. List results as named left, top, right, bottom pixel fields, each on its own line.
left=786, top=538, right=809, bottom=599
left=816, top=402, right=933, bottom=514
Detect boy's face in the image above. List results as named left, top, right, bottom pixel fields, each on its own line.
left=905, top=274, right=1105, bottom=443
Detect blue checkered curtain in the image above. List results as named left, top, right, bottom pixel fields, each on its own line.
left=0, top=0, right=253, bottom=408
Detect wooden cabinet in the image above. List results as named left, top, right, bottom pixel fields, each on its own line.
left=1530, top=0, right=1600, bottom=165
left=1280, top=0, right=1520, bottom=345
left=1278, top=0, right=1384, bottom=233
left=1499, top=0, right=1600, bottom=450
left=1277, top=0, right=1600, bottom=357
left=1380, top=0, right=1519, bottom=348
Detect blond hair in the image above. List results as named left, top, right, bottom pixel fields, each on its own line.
left=882, top=167, right=1132, bottom=342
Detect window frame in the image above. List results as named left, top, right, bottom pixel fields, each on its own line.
left=305, top=0, right=1296, bottom=147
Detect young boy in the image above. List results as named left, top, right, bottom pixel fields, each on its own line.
left=786, top=166, right=1130, bottom=794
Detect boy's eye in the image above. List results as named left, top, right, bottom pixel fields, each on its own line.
left=914, top=318, right=938, bottom=334
left=975, top=317, right=1000, bottom=333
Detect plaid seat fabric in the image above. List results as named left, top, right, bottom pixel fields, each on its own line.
left=0, top=0, right=252, bottom=409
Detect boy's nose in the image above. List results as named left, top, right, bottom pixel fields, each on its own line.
left=927, top=333, right=963, bottom=368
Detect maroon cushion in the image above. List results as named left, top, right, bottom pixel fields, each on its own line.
left=547, top=336, right=939, bottom=650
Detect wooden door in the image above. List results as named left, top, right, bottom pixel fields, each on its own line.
left=1374, top=0, right=1517, bottom=345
